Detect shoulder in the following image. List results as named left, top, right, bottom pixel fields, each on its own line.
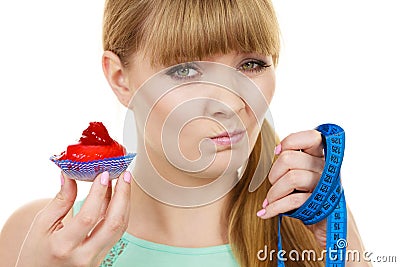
left=0, top=199, right=74, bottom=266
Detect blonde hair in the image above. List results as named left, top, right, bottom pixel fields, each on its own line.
left=228, top=121, right=324, bottom=266
left=103, top=0, right=324, bottom=266
left=103, top=0, right=280, bottom=67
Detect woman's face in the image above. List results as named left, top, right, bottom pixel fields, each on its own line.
left=123, top=51, right=276, bottom=185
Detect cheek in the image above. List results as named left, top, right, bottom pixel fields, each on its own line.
left=242, top=72, right=275, bottom=151
left=143, top=91, right=205, bottom=156
left=146, top=102, right=214, bottom=161
left=143, top=97, right=175, bottom=149
left=253, top=71, right=276, bottom=105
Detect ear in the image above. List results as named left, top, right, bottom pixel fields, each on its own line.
left=102, top=51, right=133, bottom=107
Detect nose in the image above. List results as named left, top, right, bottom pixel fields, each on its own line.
left=204, top=86, right=245, bottom=120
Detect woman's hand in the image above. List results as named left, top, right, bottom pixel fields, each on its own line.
left=256, top=130, right=327, bottom=245
left=15, top=171, right=132, bottom=267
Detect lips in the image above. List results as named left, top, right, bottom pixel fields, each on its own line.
left=210, top=130, right=245, bottom=146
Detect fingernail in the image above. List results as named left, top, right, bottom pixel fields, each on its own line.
left=274, top=144, right=282, bottom=155
left=60, top=173, right=65, bottom=187
left=257, top=209, right=266, bottom=217
left=262, top=198, right=269, bottom=208
left=123, top=171, right=131, bottom=184
left=100, top=171, right=109, bottom=186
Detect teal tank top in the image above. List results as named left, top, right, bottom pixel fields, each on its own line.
left=73, top=201, right=240, bottom=267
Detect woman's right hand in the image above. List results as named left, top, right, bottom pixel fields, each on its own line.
left=15, top=171, right=132, bottom=267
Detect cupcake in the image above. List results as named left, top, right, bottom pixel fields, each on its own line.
left=50, top=122, right=135, bottom=181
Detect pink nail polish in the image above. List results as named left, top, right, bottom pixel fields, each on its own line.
left=123, top=171, right=131, bottom=184
left=262, top=198, right=269, bottom=208
left=257, top=209, right=266, bottom=217
left=60, top=173, right=65, bottom=187
left=274, top=144, right=282, bottom=155
left=100, top=171, right=109, bottom=186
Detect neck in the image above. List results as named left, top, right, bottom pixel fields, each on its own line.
left=127, top=179, right=232, bottom=248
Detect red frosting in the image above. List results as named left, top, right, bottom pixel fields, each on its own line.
left=58, top=122, right=126, bottom=162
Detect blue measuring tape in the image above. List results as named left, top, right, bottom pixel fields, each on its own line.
left=277, top=123, right=347, bottom=266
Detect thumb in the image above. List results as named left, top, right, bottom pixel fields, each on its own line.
left=39, top=173, right=77, bottom=227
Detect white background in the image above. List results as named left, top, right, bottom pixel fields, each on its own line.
left=0, top=0, right=399, bottom=265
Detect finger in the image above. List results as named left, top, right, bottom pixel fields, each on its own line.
left=36, top=173, right=77, bottom=231
left=99, top=182, right=113, bottom=220
left=257, top=193, right=311, bottom=220
left=268, top=150, right=325, bottom=185
left=82, top=175, right=124, bottom=241
left=266, top=169, right=320, bottom=203
left=58, top=171, right=110, bottom=245
left=280, top=130, right=324, bottom=157
left=83, top=171, right=131, bottom=254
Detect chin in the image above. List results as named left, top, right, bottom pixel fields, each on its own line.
left=191, top=151, right=246, bottom=179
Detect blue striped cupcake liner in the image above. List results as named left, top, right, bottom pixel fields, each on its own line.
left=50, top=153, right=136, bottom=181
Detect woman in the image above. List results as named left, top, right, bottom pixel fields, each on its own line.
left=0, top=0, right=369, bottom=266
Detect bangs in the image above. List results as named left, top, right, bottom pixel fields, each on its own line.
left=139, top=0, right=280, bottom=66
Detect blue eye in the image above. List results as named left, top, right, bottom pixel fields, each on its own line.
left=166, top=63, right=201, bottom=80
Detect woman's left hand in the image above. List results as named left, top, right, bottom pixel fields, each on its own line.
left=257, top=129, right=327, bottom=246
